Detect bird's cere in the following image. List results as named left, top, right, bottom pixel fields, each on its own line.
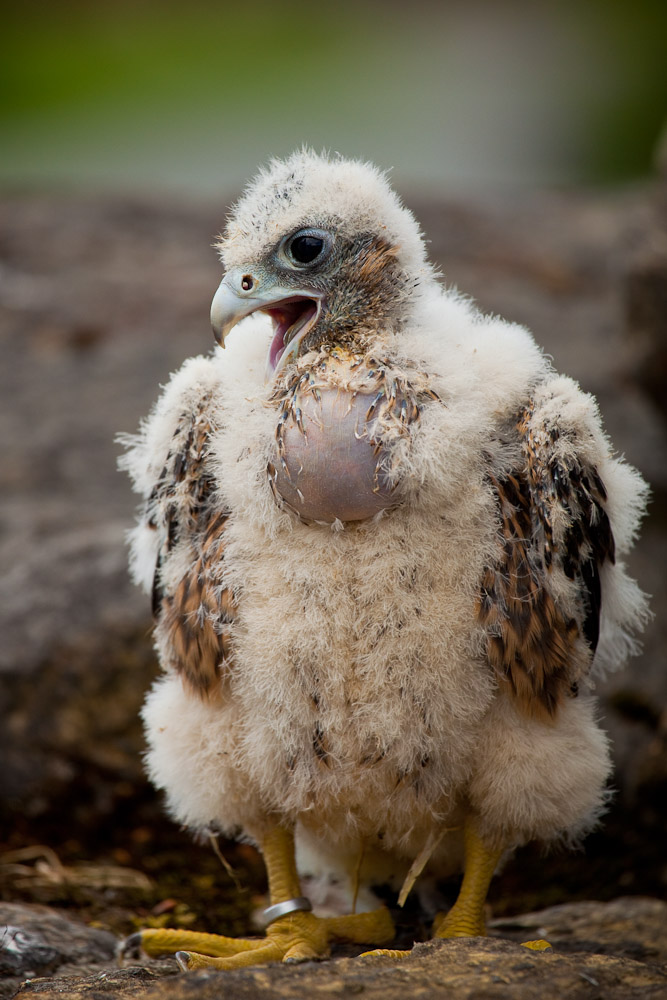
left=209, top=275, right=256, bottom=344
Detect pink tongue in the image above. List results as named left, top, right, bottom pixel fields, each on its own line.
left=268, top=322, right=289, bottom=370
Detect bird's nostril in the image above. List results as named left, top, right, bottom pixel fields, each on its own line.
left=241, top=275, right=254, bottom=292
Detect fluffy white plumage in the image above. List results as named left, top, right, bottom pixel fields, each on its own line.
left=121, top=151, right=649, bottom=959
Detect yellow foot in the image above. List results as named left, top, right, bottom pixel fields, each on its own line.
left=429, top=817, right=502, bottom=940
left=521, top=939, right=552, bottom=951
left=126, top=907, right=394, bottom=971
left=432, top=905, right=487, bottom=939
left=360, top=948, right=411, bottom=960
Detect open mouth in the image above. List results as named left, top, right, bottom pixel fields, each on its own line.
left=264, top=296, right=320, bottom=374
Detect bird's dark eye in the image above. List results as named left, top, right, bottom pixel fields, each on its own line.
left=290, top=235, right=324, bottom=264
left=283, top=229, right=332, bottom=268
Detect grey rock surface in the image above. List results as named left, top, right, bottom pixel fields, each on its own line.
left=490, top=896, right=667, bottom=963
left=0, top=903, right=118, bottom=999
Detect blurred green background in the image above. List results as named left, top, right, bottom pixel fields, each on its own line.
left=2, top=0, right=666, bottom=197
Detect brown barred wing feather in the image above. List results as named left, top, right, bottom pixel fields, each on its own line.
left=147, top=395, right=235, bottom=698
left=478, top=403, right=616, bottom=719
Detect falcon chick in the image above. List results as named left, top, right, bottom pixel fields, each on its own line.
left=121, top=151, right=649, bottom=969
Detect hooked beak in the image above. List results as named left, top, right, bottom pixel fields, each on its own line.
left=210, top=272, right=322, bottom=379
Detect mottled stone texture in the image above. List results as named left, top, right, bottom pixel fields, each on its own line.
left=0, top=902, right=118, bottom=998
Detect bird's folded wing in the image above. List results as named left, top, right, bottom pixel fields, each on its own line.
left=138, top=382, right=236, bottom=698
left=477, top=385, right=616, bottom=720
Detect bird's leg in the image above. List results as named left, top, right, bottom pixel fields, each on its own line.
left=362, top=816, right=502, bottom=960
left=432, top=816, right=503, bottom=938
left=434, top=819, right=552, bottom=951
left=366, top=818, right=552, bottom=960
left=125, top=825, right=394, bottom=971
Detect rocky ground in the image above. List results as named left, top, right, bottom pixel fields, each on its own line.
left=2, top=898, right=666, bottom=999
left=1, top=177, right=666, bottom=998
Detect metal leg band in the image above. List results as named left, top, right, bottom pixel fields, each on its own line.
left=262, top=896, right=313, bottom=927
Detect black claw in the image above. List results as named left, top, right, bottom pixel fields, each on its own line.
left=176, top=951, right=192, bottom=972
left=118, top=932, right=143, bottom=962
